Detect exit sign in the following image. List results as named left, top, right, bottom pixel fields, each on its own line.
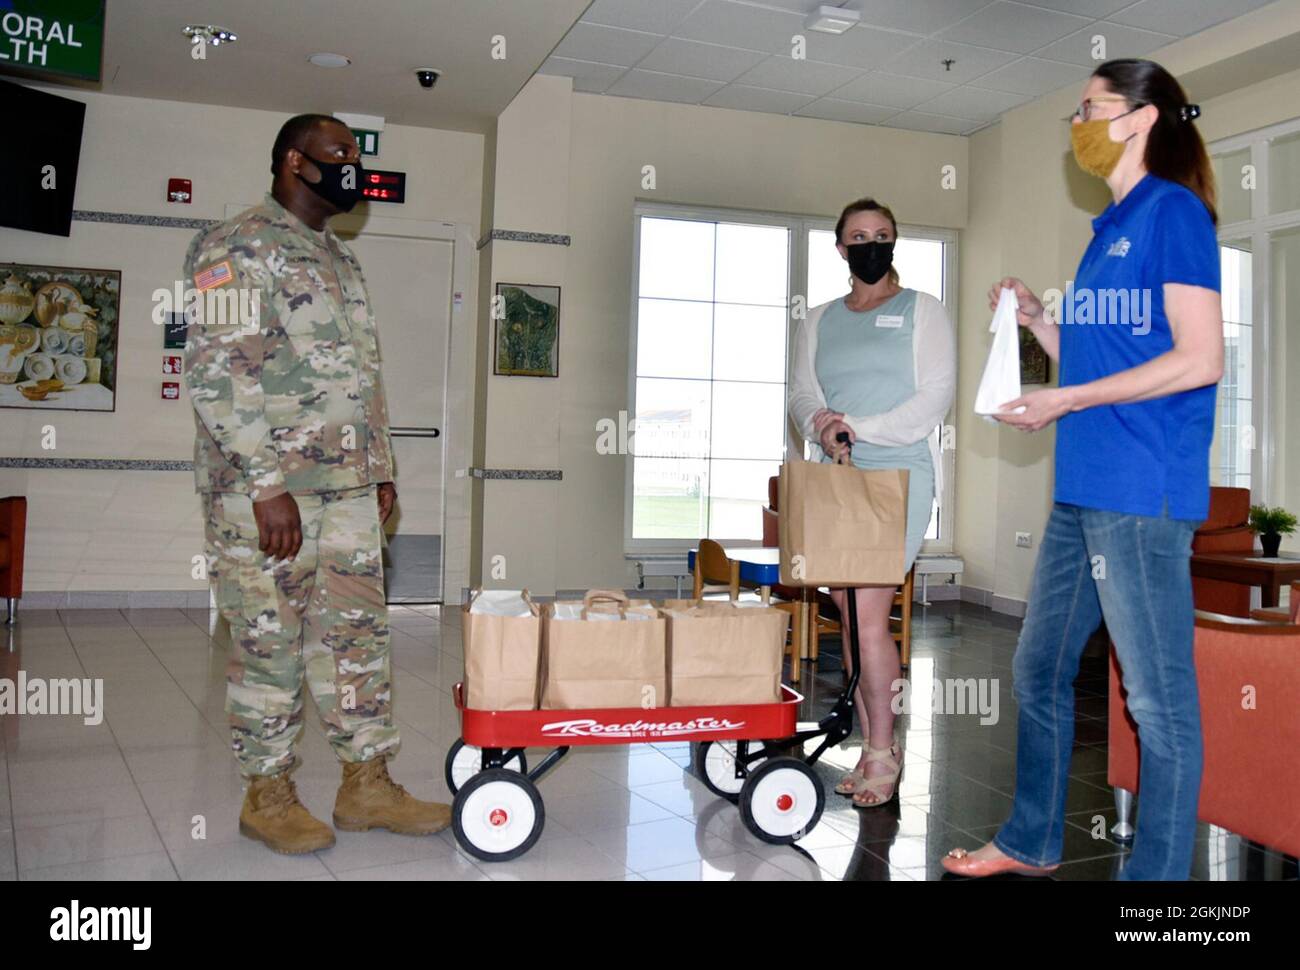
left=0, top=0, right=104, bottom=81
left=351, top=129, right=380, bottom=156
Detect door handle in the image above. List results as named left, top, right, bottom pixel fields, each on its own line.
left=390, top=427, right=440, bottom=438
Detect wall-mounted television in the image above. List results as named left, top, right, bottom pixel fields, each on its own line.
left=0, top=79, right=85, bottom=236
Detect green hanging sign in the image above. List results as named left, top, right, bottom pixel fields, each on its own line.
left=0, top=0, right=105, bottom=82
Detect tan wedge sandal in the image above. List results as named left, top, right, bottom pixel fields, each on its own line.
left=834, top=768, right=867, bottom=796
left=851, top=740, right=903, bottom=808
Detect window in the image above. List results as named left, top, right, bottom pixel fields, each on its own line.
left=1210, top=116, right=1300, bottom=509
left=1216, top=241, right=1252, bottom=489
left=627, top=203, right=957, bottom=552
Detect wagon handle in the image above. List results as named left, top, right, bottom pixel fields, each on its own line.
left=835, top=430, right=852, bottom=466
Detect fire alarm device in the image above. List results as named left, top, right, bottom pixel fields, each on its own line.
left=163, top=355, right=182, bottom=374
left=162, top=381, right=181, bottom=400
left=168, top=178, right=192, bottom=203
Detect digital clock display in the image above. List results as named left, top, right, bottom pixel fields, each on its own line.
left=361, top=169, right=406, bottom=203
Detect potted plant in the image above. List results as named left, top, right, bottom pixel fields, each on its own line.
left=1248, top=504, right=1297, bottom=558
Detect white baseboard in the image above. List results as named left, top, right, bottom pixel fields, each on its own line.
left=19, top=590, right=212, bottom=609
left=959, top=584, right=1028, bottom=618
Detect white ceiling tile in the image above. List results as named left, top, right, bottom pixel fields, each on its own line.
left=886, top=110, right=976, bottom=134
left=582, top=0, right=706, bottom=34
left=851, top=0, right=996, bottom=34
left=1033, top=22, right=1177, bottom=66
left=553, top=22, right=664, bottom=67
left=538, top=57, right=628, bottom=93
left=1015, top=0, right=1134, bottom=16
left=738, top=0, right=825, bottom=12
left=734, top=54, right=863, bottom=96
left=830, top=71, right=956, bottom=109
left=672, top=0, right=807, bottom=53
left=638, top=37, right=770, bottom=82
left=803, top=23, right=925, bottom=68
left=1107, top=0, right=1275, bottom=36
left=938, top=1, right=1093, bottom=54
left=703, top=84, right=819, bottom=113
left=1019, top=0, right=1133, bottom=15
left=913, top=85, right=1031, bottom=121
left=794, top=98, right=899, bottom=124
left=605, top=69, right=726, bottom=103
left=880, top=39, right=1018, bottom=83
left=972, top=56, right=1090, bottom=96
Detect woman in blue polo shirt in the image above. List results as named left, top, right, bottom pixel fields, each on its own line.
left=943, top=59, right=1223, bottom=881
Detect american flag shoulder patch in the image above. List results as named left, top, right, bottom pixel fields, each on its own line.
left=193, top=260, right=235, bottom=292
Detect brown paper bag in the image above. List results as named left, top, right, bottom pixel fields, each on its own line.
left=462, top=588, right=543, bottom=711
left=779, top=460, right=909, bottom=587
left=541, top=589, right=667, bottom=710
left=663, top=600, right=788, bottom=706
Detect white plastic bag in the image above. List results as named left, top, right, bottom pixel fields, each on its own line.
left=467, top=588, right=536, bottom=618
left=974, top=287, right=1028, bottom=421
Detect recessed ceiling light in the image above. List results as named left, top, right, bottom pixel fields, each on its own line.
left=309, top=52, right=352, bottom=68
left=804, top=4, right=860, bottom=35
left=182, top=25, right=238, bottom=47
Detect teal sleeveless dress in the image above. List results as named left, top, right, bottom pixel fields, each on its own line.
left=814, top=289, right=934, bottom=572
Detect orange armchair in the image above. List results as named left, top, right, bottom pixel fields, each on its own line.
left=1108, top=612, right=1300, bottom=858
left=0, top=496, right=26, bottom=625
left=1191, top=486, right=1255, bottom=617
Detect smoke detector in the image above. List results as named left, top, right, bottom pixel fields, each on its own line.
left=804, top=5, right=860, bottom=34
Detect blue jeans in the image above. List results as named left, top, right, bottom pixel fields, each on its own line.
left=993, top=502, right=1203, bottom=880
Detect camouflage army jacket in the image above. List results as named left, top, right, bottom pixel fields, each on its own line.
left=182, top=193, right=394, bottom=500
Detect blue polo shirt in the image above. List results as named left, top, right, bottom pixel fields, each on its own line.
left=1055, top=174, right=1220, bottom=522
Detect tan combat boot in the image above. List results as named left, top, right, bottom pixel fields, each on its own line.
left=332, top=756, right=452, bottom=835
left=239, top=772, right=336, bottom=854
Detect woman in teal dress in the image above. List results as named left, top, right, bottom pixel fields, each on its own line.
left=788, top=198, right=956, bottom=807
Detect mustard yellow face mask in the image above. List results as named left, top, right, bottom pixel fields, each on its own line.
left=1070, top=110, right=1137, bottom=178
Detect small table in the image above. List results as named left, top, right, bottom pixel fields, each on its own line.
left=687, top=547, right=815, bottom=684
left=1190, top=552, right=1300, bottom=609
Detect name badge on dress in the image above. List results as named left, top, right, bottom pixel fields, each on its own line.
left=876, top=314, right=904, bottom=328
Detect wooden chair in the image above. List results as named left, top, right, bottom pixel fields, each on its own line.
left=891, top=566, right=916, bottom=668
left=692, top=538, right=741, bottom=601
left=1249, top=580, right=1300, bottom=625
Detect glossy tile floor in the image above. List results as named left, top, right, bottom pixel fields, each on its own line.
left=1, top=602, right=1295, bottom=881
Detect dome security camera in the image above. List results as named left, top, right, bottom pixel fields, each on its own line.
left=415, top=68, right=440, bottom=89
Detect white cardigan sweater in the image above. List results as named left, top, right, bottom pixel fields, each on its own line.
left=787, top=291, right=957, bottom=496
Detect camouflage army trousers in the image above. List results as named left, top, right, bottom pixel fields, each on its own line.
left=203, top=485, right=400, bottom=777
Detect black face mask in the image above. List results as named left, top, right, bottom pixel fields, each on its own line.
left=299, top=154, right=364, bottom=212
left=846, top=240, right=895, bottom=285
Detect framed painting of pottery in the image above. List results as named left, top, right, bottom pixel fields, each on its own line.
left=1019, top=325, right=1050, bottom=386
left=493, top=282, right=560, bottom=378
left=0, top=262, right=120, bottom=411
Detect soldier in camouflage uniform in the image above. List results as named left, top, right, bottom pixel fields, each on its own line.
left=184, top=114, right=449, bottom=854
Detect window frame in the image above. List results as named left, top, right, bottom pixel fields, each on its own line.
left=1210, top=114, right=1300, bottom=503
left=625, top=200, right=959, bottom=555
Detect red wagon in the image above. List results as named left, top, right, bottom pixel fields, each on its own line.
left=446, top=681, right=832, bottom=861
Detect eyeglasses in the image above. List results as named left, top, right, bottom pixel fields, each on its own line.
left=1067, top=96, right=1139, bottom=122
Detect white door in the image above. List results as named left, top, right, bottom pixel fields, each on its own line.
left=345, top=231, right=454, bottom=604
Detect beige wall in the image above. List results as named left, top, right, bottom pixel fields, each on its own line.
left=473, top=75, right=969, bottom=596
left=0, top=86, right=483, bottom=597
left=954, top=11, right=1300, bottom=607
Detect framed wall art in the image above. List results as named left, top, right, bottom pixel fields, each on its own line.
left=1019, top=326, right=1050, bottom=386
left=0, top=262, right=120, bottom=412
left=493, top=282, right=559, bottom=378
